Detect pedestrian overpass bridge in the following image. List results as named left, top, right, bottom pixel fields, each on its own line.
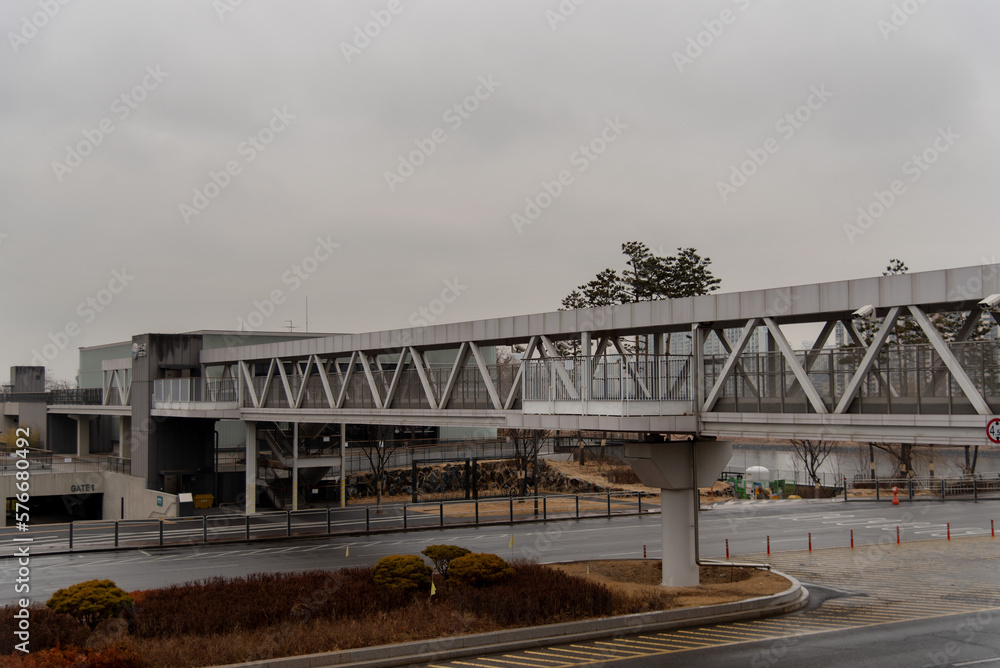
left=161, top=261, right=999, bottom=446
left=45, top=262, right=1000, bottom=586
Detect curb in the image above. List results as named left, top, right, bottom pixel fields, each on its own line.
left=220, top=571, right=807, bottom=668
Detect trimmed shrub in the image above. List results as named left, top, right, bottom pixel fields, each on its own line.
left=46, top=579, right=133, bottom=630
left=372, top=555, right=432, bottom=591
left=449, top=553, right=514, bottom=588
left=421, top=545, right=471, bottom=577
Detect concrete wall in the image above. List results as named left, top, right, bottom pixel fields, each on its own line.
left=0, top=469, right=179, bottom=520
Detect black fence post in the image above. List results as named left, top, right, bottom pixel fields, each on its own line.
left=365, top=506, right=370, bottom=533
left=543, top=497, right=547, bottom=520
left=464, top=459, right=471, bottom=500
left=245, top=514, right=251, bottom=541
left=509, top=497, right=513, bottom=524
left=287, top=510, right=292, bottom=537
left=68, top=522, right=73, bottom=550
left=203, top=516, right=208, bottom=543
left=403, top=505, right=407, bottom=530
left=114, top=521, right=119, bottom=548
left=411, top=460, right=418, bottom=504
left=159, top=519, right=164, bottom=546
left=607, top=492, right=611, bottom=517
left=908, top=478, right=914, bottom=500
left=974, top=477, right=978, bottom=502
left=576, top=495, right=579, bottom=519
left=844, top=476, right=848, bottom=502
left=638, top=492, right=642, bottom=514
left=475, top=500, right=479, bottom=526
left=439, top=502, right=444, bottom=528
left=941, top=479, right=946, bottom=501
left=327, top=507, right=332, bottom=534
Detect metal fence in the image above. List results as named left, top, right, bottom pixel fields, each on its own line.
left=9, top=491, right=659, bottom=554
left=0, top=453, right=130, bottom=475
left=523, top=355, right=692, bottom=402
left=153, top=377, right=238, bottom=404
left=844, top=474, right=1000, bottom=502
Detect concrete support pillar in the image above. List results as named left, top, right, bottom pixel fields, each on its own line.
left=72, top=415, right=91, bottom=456
left=245, top=420, right=257, bottom=514
left=291, top=422, right=299, bottom=512
left=119, top=416, right=132, bottom=461
left=661, top=488, right=697, bottom=586
left=624, top=439, right=732, bottom=586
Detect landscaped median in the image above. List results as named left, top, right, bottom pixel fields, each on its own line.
left=216, top=562, right=806, bottom=668
left=0, top=551, right=805, bottom=667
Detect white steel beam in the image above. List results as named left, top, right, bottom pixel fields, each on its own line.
left=383, top=347, right=410, bottom=409
left=240, top=360, right=260, bottom=408
left=763, top=318, right=828, bottom=414
left=315, top=356, right=336, bottom=409
left=438, top=342, right=471, bottom=409
left=335, top=352, right=358, bottom=409
left=503, top=336, right=537, bottom=410
left=356, top=351, right=384, bottom=410
left=469, top=342, right=502, bottom=410
left=541, top=335, right=581, bottom=400
left=834, top=307, right=902, bottom=414
left=408, top=347, right=439, bottom=410
left=293, top=356, right=315, bottom=409
left=703, top=319, right=761, bottom=412
left=908, top=305, right=992, bottom=416
left=610, top=338, right=651, bottom=399
left=275, top=358, right=295, bottom=408
left=712, top=328, right=759, bottom=398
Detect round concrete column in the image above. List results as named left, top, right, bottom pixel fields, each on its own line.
left=661, top=488, right=698, bottom=586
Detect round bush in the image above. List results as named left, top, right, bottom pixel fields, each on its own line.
left=449, top=553, right=515, bottom=587
left=372, top=555, right=432, bottom=591
left=421, top=545, right=471, bottom=577
left=45, top=579, right=133, bottom=630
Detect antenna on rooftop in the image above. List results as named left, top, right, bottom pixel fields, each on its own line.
left=284, top=320, right=300, bottom=333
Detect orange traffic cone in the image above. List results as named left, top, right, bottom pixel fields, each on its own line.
left=891, top=486, right=899, bottom=505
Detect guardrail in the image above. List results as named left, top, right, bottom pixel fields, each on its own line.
left=0, top=453, right=130, bottom=475
left=11, top=491, right=659, bottom=553
left=844, top=474, right=1000, bottom=501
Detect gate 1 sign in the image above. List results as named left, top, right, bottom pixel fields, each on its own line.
left=988, top=418, right=1000, bottom=445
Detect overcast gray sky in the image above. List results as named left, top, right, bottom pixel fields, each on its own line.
left=2, top=0, right=998, bottom=382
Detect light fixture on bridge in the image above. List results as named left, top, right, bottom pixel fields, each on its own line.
left=852, top=304, right=877, bottom=321
left=978, top=294, right=1000, bottom=311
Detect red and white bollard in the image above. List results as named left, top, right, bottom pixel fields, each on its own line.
left=850, top=529, right=854, bottom=549
left=767, top=535, right=770, bottom=556
left=947, top=523, right=951, bottom=541
left=897, top=525, right=900, bottom=544
left=643, top=544, right=647, bottom=558
left=725, top=538, right=730, bottom=559
left=808, top=532, right=812, bottom=552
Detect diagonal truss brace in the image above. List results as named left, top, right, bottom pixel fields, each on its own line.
left=908, top=305, right=992, bottom=415
left=540, top=335, right=581, bottom=400
left=703, top=319, right=761, bottom=412
left=408, top=347, right=439, bottom=410
left=505, top=336, right=537, bottom=410
left=841, top=319, right=899, bottom=398
left=834, top=307, right=902, bottom=414
left=786, top=320, right=838, bottom=396
left=712, top=328, right=760, bottom=398
left=469, top=342, right=502, bottom=410
left=356, top=351, right=384, bottom=410
left=438, top=342, right=471, bottom=409
left=335, top=352, right=358, bottom=409
left=763, top=317, right=828, bottom=414
left=610, top=338, right=651, bottom=399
